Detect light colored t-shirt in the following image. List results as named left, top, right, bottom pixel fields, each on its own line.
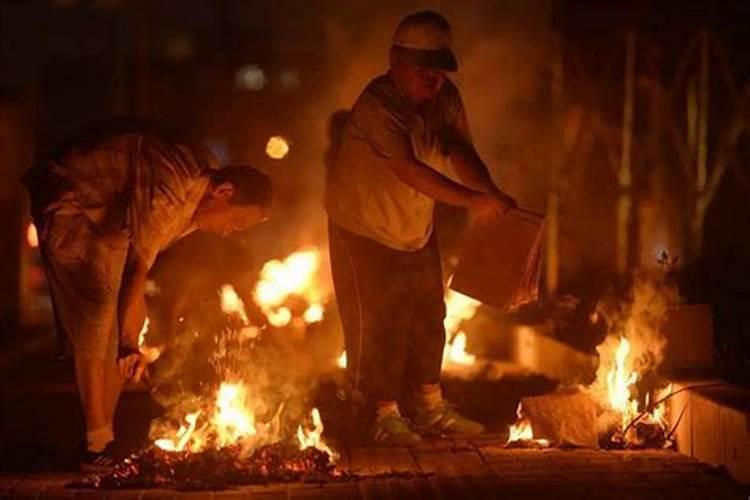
left=325, top=73, right=472, bottom=251
left=45, top=130, right=216, bottom=267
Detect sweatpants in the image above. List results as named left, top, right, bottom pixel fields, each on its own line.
left=328, top=221, right=446, bottom=402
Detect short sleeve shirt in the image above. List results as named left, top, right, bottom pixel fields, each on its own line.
left=325, top=74, right=472, bottom=251
left=34, top=127, right=217, bottom=268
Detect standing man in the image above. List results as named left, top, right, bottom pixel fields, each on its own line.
left=24, top=118, right=272, bottom=470
left=326, top=11, right=516, bottom=445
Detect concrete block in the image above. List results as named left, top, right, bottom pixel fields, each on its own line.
left=661, top=304, right=714, bottom=372
left=521, top=389, right=600, bottom=448
left=511, top=323, right=597, bottom=384
left=667, top=379, right=750, bottom=484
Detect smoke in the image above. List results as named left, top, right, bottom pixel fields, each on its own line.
left=588, top=272, right=681, bottom=415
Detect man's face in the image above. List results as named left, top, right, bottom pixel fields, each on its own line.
left=194, top=198, right=271, bottom=236
left=393, top=61, right=447, bottom=105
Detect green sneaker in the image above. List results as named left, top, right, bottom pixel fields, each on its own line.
left=371, top=414, right=423, bottom=447
left=414, top=404, right=485, bottom=435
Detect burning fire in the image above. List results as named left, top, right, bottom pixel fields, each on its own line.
left=336, top=351, right=347, bottom=369
left=213, top=382, right=257, bottom=447
left=442, top=290, right=480, bottom=367
left=220, top=285, right=249, bottom=325
left=598, top=335, right=672, bottom=446
left=296, top=408, right=336, bottom=460
left=266, top=135, right=290, bottom=159
left=506, top=403, right=550, bottom=446
left=254, top=249, right=327, bottom=328
left=137, top=316, right=162, bottom=363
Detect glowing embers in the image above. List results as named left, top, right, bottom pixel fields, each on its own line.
left=265, top=135, right=290, bottom=159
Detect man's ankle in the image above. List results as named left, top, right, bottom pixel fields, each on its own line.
left=415, top=383, right=443, bottom=412
left=86, top=424, right=114, bottom=453
left=375, top=400, right=400, bottom=421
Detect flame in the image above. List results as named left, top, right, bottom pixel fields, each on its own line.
left=254, top=250, right=325, bottom=327
left=155, top=411, right=202, bottom=452
left=443, top=332, right=476, bottom=366
left=137, top=316, right=161, bottom=363
left=506, top=403, right=550, bottom=446
left=442, top=291, right=480, bottom=368
left=26, top=222, right=39, bottom=248
left=596, top=335, right=671, bottom=445
left=296, top=408, right=336, bottom=460
left=220, top=285, right=249, bottom=325
left=266, top=135, right=290, bottom=159
left=213, top=381, right=257, bottom=447
left=606, top=337, right=639, bottom=421
left=336, top=351, right=347, bottom=369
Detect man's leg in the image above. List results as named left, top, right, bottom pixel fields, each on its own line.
left=328, top=222, right=421, bottom=445
left=405, top=233, right=485, bottom=435
left=39, top=212, right=127, bottom=463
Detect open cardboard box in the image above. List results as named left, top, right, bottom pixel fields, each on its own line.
left=450, top=208, right=545, bottom=311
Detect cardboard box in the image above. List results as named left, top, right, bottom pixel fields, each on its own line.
left=450, top=209, right=544, bottom=311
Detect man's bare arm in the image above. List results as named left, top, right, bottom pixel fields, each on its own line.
left=448, top=141, right=516, bottom=211
left=118, top=246, right=149, bottom=349
left=386, top=154, right=483, bottom=208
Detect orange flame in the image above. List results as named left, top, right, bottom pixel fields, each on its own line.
left=220, top=285, right=249, bottom=325
left=296, top=408, right=336, bottom=461
left=254, top=250, right=325, bottom=327
left=506, top=403, right=550, bottom=446
left=212, top=381, right=257, bottom=447
left=442, top=290, right=480, bottom=368
left=336, top=351, right=347, bottom=369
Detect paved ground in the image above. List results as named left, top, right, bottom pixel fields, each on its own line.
left=2, top=443, right=746, bottom=499
left=1, top=328, right=747, bottom=499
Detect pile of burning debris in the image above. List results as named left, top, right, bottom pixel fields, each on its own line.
left=80, top=444, right=338, bottom=490
left=75, top=248, right=345, bottom=490
left=506, top=277, right=680, bottom=451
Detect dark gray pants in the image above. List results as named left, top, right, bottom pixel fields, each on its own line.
left=328, top=221, right=446, bottom=402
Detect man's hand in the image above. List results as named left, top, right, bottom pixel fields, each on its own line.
left=469, top=192, right=516, bottom=221
left=118, top=345, right=148, bottom=383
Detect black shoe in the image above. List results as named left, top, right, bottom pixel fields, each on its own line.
left=80, top=442, right=118, bottom=474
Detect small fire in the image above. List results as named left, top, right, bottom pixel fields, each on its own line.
left=137, top=316, right=162, bottom=363
left=336, top=351, right=347, bottom=369
left=607, top=336, right=639, bottom=423
left=254, top=249, right=326, bottom=328
left=443, top=332, right=476, bottom=366
left=266, top=135, right=290, bottom=160
left=442, top=290, right=480, bottom=367
left=220, top=285, right=249, bottom=325
left=213, top=382, right=257, bottom=447
left=600, top=335, right=671, bottom=445
left=296, top=408, right=336, bottom=460
left=506, top=403, right=550, bottom=446
left=26, top=222, right=39, bottom=248
left=154, top=411, right=202, bottom=452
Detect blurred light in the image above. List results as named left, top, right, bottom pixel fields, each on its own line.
left=26, top=223, right=39, bottom=249
left=163, top=34, right=194, bottom=63
left=279, top=69, right=301, bottom=90
left=266, top=136, right=290, bottom=160
left=235, top=65, right=267, bottom=91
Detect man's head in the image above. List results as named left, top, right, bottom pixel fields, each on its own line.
left=194, top=165, right=272, bottom=236
left=390, top=10, right=457, bottom=105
